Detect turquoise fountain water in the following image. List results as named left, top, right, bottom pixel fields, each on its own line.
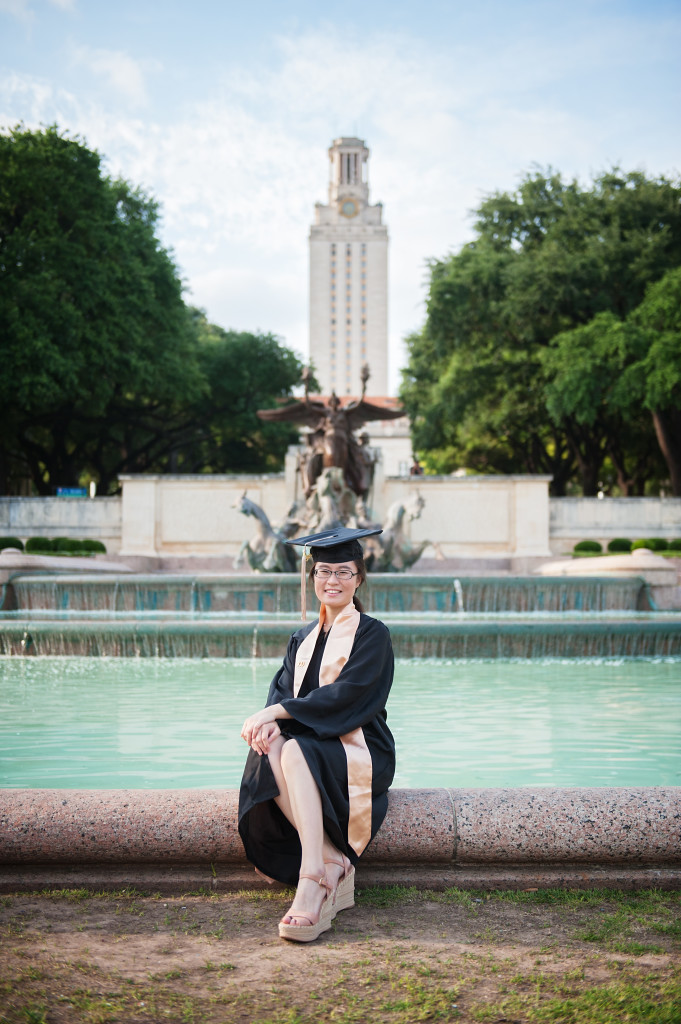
left=1, top=571, right=679, bottom=791
left=1, top=657, right=679, bottom=790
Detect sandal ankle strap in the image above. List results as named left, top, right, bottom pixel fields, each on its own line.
left=299, top=872, right=332, bottom=893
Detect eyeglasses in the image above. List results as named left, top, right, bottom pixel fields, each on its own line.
left=313, top=568, right=359, bottom=581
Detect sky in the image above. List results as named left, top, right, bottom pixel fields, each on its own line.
left=2, top=0, right=680, bottom=393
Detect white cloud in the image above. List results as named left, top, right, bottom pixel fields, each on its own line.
left=71, top=46, right=159, bottom=107
left=2, top=19, right=680, bottom=390
left=0, top=0, right=74, bottom=21
left=0, top=0, right=34, bottom=24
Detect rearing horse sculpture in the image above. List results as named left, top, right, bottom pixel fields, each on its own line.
left=233, top=494, right=298, bottom=573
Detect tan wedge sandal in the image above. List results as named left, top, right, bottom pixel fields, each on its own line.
left=278, top=873, right=334, bottom=943
left=324, top=856, right=355, bottom=915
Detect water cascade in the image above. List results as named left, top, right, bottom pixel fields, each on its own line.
left=1, top=572, right=679, bottom=659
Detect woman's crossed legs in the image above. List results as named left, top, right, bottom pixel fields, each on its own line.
left=267, top=735, right=350, bottom=928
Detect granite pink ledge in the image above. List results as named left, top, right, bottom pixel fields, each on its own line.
left=451, top=788, right=681, bottom=864
left=1, top=787, right=679, bottom=869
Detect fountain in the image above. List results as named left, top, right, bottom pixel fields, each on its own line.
left=1, top=378, right=679, bottom=891
left=2, top=554, right=680, bottom=892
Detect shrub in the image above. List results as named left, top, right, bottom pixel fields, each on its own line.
left=25, top=537, right=54, bottom=552
left=79, top=539, right=107, bottom=553
left=669, top=539, right=681, bottom=551
left=0, top=536, right=24, bottom=552
left=573, top=540, right=602, bottom=553
left=634, top=538, right=665, bottom=551
left=53, top=536, right=79, bottom=552
left=632, top=538, right=667, bottom=551
left=607, top=538, right=632, bottom=553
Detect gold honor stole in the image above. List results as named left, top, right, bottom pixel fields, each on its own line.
left=292, top=602, right=373, bottom=856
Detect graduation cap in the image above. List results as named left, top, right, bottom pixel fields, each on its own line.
left=287, top=526, right=383, bottom=619
left=287, top=525, right=382, bottom=563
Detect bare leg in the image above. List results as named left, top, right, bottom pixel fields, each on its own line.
left=268, top=737, right=347, bottom=869
left=267, top=739, right=349, bottom=927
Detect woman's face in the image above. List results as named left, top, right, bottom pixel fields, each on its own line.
left=313, top=560, right=360, bottom=610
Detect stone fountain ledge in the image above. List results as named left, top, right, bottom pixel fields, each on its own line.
left=1, top=788, right=679, bottom=894
left=0, top=550, right=133, bottom=587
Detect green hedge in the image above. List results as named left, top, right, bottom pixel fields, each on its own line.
left=53, top=536, right=79, bottom=552
left=24, top=536, right=107, bottom=555
left=573, top=540, right=602, bottom=553
left=669, top=539, right=681, bottom=551
left=632, top=538, right=668, bottom=551
left=25, top=537, right=55, bottom=552
left=79, top=539, right=107, bottom=553
left=0, top=536, right=24, bottom=552
left=607, top=538, right=632, bottom=553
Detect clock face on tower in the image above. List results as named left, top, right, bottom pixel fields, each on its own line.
left=340, top=198, right=359, bottom=218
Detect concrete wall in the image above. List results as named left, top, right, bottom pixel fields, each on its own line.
left=115, top=473, right=553, bottom=559
left=119, top=474, right=290, bottom=557
left=379, top=475, right=553, bottom=559
left=0, top=496, right=122, bottom=553
left=2, top=487, right=680, bottom=561
left=549, top=497, right=681, bottom=554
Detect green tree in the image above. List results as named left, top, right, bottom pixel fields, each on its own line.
left=0, top=124, right=203, bottom=493
left=541, top=313, right=667, bottom=495
left=627, top=268, right=681, bottom=493
left=176, top=310, right=309, bottom=474
left=401, top=168, right=681, bottom=494
left=0, top=126, right=308, bottom=493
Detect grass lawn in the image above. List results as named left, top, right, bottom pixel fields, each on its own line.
left=1, top=886, right=680, bottom=1023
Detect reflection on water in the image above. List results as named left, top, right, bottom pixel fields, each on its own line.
left=0, top=657, right=679, bottom=789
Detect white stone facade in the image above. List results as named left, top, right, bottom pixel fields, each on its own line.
left=3, top=490, right=680, bottom=562
left=309, top=137, right=388, bottom=397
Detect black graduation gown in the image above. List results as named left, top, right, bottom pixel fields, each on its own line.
left=238, top=613, right=395, bottom=885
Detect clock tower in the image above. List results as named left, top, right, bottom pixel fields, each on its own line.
left=309, top=137, right=389, bottom=396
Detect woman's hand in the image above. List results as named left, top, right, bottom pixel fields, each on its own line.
left=250, top=721, right=281, bottom=756
left=241, top=703, right=289, bottom=749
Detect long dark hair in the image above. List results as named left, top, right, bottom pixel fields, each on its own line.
left=309, top=554, right=367, bottom=613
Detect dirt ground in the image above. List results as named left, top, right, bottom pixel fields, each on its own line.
left=1, top=887, right=680, bottom=1024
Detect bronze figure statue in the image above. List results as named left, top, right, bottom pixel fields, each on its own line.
left=257, top=364, right=403, bottom=500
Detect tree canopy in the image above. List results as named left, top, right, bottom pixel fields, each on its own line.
left=0, top=126, right=306, bottom=494
left=401, top=168, right=681, bottom=494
